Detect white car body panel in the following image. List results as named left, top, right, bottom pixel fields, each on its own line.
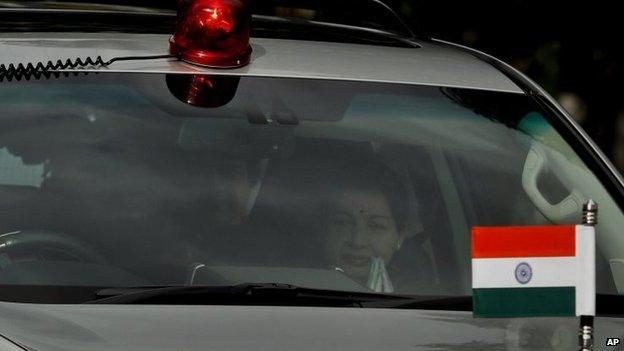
left=0, top=33, right=523, bottom=93
left=1, top=303, right=624, bottom=351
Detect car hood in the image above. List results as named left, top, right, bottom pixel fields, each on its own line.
left=0, top=302, right=622, bottom=351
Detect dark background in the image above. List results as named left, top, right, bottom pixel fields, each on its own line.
left=393, top=0, right=623, bottom=173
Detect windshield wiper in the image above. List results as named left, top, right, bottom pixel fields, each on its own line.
left=85, top=283, right=413, bottom=307
left=362, top=295, right=472, bottom=311
left=83, top=289, right=624, bottom=314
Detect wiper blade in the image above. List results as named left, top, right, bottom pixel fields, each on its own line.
left=86, top=283, right=413, bottom=307
left=363, top=295, right=472, bottom=311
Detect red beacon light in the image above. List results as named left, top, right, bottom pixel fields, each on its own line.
left=170, top=0, right=252, bottom=68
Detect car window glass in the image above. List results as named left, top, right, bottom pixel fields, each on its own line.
left=0, top=73, right=622, bottom=302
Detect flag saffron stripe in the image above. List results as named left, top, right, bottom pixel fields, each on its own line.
left=471, top=225, right=576, bottom=258
left=473, top=287, right=575, bottom=318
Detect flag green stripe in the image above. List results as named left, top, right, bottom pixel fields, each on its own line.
left=473, top=287, right=575, bottom=317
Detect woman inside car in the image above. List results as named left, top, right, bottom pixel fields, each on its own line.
left=318, top=160, right=411, bottom=293
left=252, top=141, right=432, bottom=294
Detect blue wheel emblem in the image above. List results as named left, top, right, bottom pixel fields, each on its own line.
left=515, top=262, right=532, bottom=284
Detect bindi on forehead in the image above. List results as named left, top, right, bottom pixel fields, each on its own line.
left=354, top=207, right=371, bottom=215
left=332, top=190, right=392, bottom=215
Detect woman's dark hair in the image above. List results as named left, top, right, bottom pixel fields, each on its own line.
left=318, top=159, right=409, bottom=230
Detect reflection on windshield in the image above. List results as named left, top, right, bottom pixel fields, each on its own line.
left=0, top=73, right=620, bottom=303
left=0, top=148, right=47, bottom=188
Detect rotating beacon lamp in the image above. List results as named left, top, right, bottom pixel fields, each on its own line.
left=169, top=0, right=252, bottom=68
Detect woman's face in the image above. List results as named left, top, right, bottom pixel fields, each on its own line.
left=323, top=188, right=402, bottom=281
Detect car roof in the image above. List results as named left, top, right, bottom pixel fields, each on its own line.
left=0, top=33, right=523, bottom=93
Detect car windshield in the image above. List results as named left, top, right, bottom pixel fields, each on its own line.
left=0, top=73, right=622, bottom=303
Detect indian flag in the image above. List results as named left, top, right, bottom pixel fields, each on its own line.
left=472, top=225, right=595, bottom=318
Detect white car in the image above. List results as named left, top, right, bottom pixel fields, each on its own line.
left=1, top=1, right=623, bottom=350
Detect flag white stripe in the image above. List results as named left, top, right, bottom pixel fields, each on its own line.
left=576, top=225, right=595, bottom=316
left=472, top=257, right=577, bottom=289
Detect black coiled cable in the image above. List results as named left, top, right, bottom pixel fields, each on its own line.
left=0, top=54, right=174, bottom=82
